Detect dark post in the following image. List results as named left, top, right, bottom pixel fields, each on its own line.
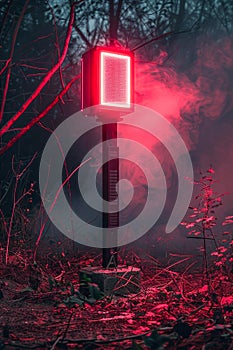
left=102, top=122, right=119, bottom=268
left=81, top=45, right=134, bottom=269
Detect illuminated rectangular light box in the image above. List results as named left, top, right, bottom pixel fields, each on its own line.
left=81, top=46, right=134, bottom=114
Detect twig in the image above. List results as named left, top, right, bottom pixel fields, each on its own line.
left=49, top=157, right=91, bottom=214
left=0, top=0, right=30, bottom=122
left=34, top=121, right=74, bottom=258
left=61, top=310, right=73, bottom=340
left=132, top=28, right=193, bottom=52
left=4, top=153, right=37, bottom=264
left=0, top=58, right=11, bottom=76
left=73, top=22, right=92, bottom=48
left=0, top=0, right=14, bottom=39
left=50, top=335, right=63, bottom=350
left=0, top=176, right=14, bottom=205
left=0, top=3, right=75, bottom=136
left=0, top=73, right=80, bottom=155
left=48, top=2, right=66, bottom=101
left=0, top=329, right=154, bottom=349
left=112, top=267, right=140, bottom=294
left=33, top=155, right=91, bottom=260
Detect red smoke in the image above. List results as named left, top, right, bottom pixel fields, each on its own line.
left=116, top=34, right=233, bottom=243
left=134, top=35, right=233, bottom=151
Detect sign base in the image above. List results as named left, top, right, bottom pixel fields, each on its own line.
left=79, top=265, right=140, bottom=296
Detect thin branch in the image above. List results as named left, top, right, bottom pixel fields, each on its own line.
left=5, top=153, right=37, bottom=264
left=49, top=157, right=91, bottom=214
left=109, top=0, right=115, bottom=40
left=73, top=22, right=92, bottom=48
left=0, top=0, right=31, bottom=122
left=0, top=209, right=8, bottom=239
left=132, top=28, right=193, bottom=52
left=0, top=329, right=152, bottom=349
left=0, top=3, right=75, bottom=135
left=34, top=156, right=91, bottom=260
left=0, top=177, right=14, bottom=206
left=186, top=236, right=215, bottom=240
left=36, top=120, right=74, bottom=247
left=50, top=336, right=63, bottom=350
left=18, top=63, right=48, bottom=71
left=0, top=58, right=12, bottom=76
left=115, top=0, right=123, bottom=27
left=61, top=311, right=74, bottom=340
left=18, top=152, right=38, bottom=178
left=0, top=73, right=80, bottom=155
left=0, top=0, right=14, bottom=39
left=48, top=2, right=66, bottom=101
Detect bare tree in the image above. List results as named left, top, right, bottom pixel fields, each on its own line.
left=0, top=1, right=77, bottom=154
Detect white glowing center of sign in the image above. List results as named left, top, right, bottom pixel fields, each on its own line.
left=100, top=52, right=131, bottom=108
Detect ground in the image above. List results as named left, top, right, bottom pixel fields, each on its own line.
left=0, top=253, right=232, bottom=350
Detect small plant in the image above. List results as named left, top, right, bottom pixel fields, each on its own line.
left=181, top=167, right=232, bottom=283
left=211, top=215, right=233, bottom=274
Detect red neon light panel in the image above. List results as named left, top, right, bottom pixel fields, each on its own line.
left=100, top=52, right=131, bottom=108
left=81, top=47, right=133, bottom=111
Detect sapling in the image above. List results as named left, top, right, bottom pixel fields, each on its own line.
left=181, top=167, right=227, bottom=285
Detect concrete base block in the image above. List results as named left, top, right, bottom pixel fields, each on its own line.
left=79, top=265, right=140, bottom=296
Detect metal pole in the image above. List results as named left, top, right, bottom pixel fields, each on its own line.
left=102, top=122, right=119, bottom=268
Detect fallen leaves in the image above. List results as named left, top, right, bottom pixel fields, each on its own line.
left=0, top=260, right=232, bottom=349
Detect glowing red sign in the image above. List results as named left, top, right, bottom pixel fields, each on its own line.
left=81, top=46, right=134, bottom=113
left=100, top=51, right=131, bottom=108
